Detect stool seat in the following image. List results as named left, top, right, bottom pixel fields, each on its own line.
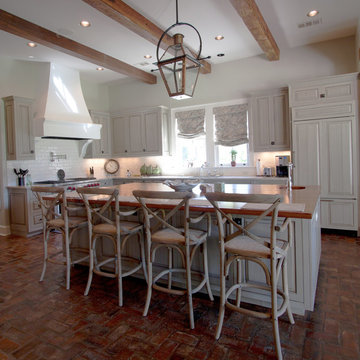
left=152, top=227, right=207, bottom=245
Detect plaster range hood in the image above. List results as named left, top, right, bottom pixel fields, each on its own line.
left=33, top=63, right=101, bottom=140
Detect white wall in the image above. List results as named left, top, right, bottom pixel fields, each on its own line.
left=108, top=36, right=356, bottom=111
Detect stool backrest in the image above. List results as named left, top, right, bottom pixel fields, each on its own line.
left=205, top=192, right=283, bottom=253
left=31, top=186, right=67, bottom=226
left=76, top=187, right=119, bottom=231
left=133, top=190, right=193, bottom=243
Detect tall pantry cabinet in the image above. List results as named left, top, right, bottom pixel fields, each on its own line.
left=289, top=73, right=359, bottom=232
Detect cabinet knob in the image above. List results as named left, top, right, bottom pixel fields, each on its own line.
left=271, top=141, right=275, bottom=145
left=30, top=150, right=34, bottom=153
left=320, top=93, right=325, bottom=98
left=143, top=149, right=146, bottom=152
left=101, top=150, right=104, bottom=153
left=125, top=149, right=128, bottom=153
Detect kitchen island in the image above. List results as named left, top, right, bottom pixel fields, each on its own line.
left=68, top=182, right=321, bottom=316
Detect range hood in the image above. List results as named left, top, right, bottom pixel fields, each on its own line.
left=33, top=63, right=101, bottom=140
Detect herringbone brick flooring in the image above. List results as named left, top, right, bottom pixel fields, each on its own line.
left=0, top=231, right=359, bottom=359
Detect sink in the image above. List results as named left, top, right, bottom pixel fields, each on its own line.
left=279, top=186, right=306, bottom=190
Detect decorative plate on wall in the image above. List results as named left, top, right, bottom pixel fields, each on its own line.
left=104, top=159, right=120, bottom=174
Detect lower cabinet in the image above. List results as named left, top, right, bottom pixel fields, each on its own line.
left=112, top=106, right=170, bottom=157
left=320, top=199, right=357, bottom=230
left=8, top=187, right=43, bottom=237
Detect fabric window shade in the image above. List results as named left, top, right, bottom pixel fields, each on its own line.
left=214, top=104, right=248, bottom=146
left=175, top=109, right=205, bottom=138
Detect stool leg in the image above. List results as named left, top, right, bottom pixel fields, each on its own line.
left=283, top=257, right=295, bottom=324
left=139, top=232, right=148, bottom=283
left=40, top=228, right=49, bottom=282
left=84, top=237, right=95, bottom=296
left=116, top=234, right=123, bottom=307
left=143, top=239, right=152, bottom=317
left=185, top=245, right=194, bottom=329
left=202, top=241, right=214, bottom=301
left=236, top=258, right=241, bottom=307
left=271, top=257, right=282, bottom=360
left=168, top=247, right=173, bottom=289
left=65, top=230, right=71, bottom=290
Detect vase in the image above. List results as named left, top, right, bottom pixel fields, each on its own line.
left=231, top=161, right=236, bottom=167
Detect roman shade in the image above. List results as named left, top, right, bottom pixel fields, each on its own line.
left=213, top=104, right=248, bottom=146
left=175, top=109, right=205, bottom=138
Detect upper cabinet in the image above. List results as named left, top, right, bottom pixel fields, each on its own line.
left=84, top=111, right=112, bottom=158
left=3, top=96, right=35, bottom=160
left=251, top=88, right=290, bottom=151
left=289, top=73, right=357, bottom=107
left=112, top=106, right=170, bottom=157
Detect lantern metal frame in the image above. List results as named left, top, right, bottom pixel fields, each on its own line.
left=155, top=0, right=207, bottom=100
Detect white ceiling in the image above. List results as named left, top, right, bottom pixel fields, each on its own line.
left=0, top=0, right=359, bottom=84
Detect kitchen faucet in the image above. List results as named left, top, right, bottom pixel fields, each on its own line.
left=288, top=162, right=294, bottom=191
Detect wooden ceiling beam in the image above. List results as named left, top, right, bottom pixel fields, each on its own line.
left=0, top=9, right=156, bottom=84
left=229, top=0, right=280, bottom=61
left=82, top=0, right=211, bottom=74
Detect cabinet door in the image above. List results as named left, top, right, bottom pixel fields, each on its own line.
left=89, top=111, right=111, bottom=157
left=143, top=111, right=161, bottom=154
left=112, top=115, right=130, bottom=155
left=292, top=121, right=321, bottom=186
left=320, top=118, right=355, bottom=198
left=320, top=199, right=357, bottom=230
left=252, top=90, right=289, bottom=151
left=129, top=113, right=144, bottom=153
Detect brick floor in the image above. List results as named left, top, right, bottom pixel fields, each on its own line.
left=0, top=231, right=359, bottom=359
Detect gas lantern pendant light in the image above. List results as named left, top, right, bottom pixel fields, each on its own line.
left=155, top=0, right=209, bottom=100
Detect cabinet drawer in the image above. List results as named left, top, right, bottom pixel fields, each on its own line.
left=33, top=213, right=43, bottom=225
left=292, top=102, right=355, bottom=121
left=320, top=199, right=357, bottom=230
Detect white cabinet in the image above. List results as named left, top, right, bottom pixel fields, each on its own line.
left=84, top=111, right=112, bottom=158
left=3, top=96, right=35, bottom=160
left=251, top=88, right=290, bottom=151
left=112, top=106, right=170, bottom=157
left=8, top=187, right=42, bottom=237
left=290, top=73, right=359, bottom=231
left=289, top=73, right=357, bottom=107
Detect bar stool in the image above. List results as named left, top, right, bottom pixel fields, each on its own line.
left=205, top=192, right=295, bottom=360
left=31, top=186, right=89, bottom=290
left=77, top=187, right=146, bottom=306
left=133, top=190, right=214, bottom=329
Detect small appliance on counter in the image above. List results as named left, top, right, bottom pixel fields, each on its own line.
left=275, top=155, right=290, bottom=177
left=263, top=167, right=273, bottom=176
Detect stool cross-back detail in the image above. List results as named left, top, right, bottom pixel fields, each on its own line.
left=77, top=187, right=146, bottom=307
left=133, top=190, right=214, bottom=329
left=205, top=192, right=295, bottom=360
left=31, top=186, right=89, bottom=290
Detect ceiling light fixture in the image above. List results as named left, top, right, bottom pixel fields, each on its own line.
left=154, top=0, right=210, bottom=100
left=27, top=42, right=37, bottom=48
left=144, top=54, right=152, bottom=59
left=96, top=67, right=104, bottom=71
left=80, top=20, right=91, bottom=27
left=307, top=10, right=319, bottom=17
left=215, top=35, right=224, bottom=40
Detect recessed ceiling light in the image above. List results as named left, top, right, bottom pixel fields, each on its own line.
left=215, top=35, right=224, bottom=40
left=27, top=42, right=37, bottom=48
left=96, top=67, right=104, bottom=71
left=80, top=20, right=91, bottom=27
left=307, top=10, right=319, bottom=17
left=144, top=54, right=152, bottom=59
left=28, top=55, right=34, bottom=59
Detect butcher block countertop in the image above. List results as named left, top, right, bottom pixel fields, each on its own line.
left=68, top=182, right=320, bottom=220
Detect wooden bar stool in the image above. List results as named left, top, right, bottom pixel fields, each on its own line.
left=205, top=192, right=295, bottom=360
left=77, top=187, right=146, bottom=306
left=31, top=186, right=89, bottom=290
left=133, top=190, right=214, bottom=329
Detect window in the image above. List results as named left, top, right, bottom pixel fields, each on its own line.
left=174, top=101, right=250, bottom=167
